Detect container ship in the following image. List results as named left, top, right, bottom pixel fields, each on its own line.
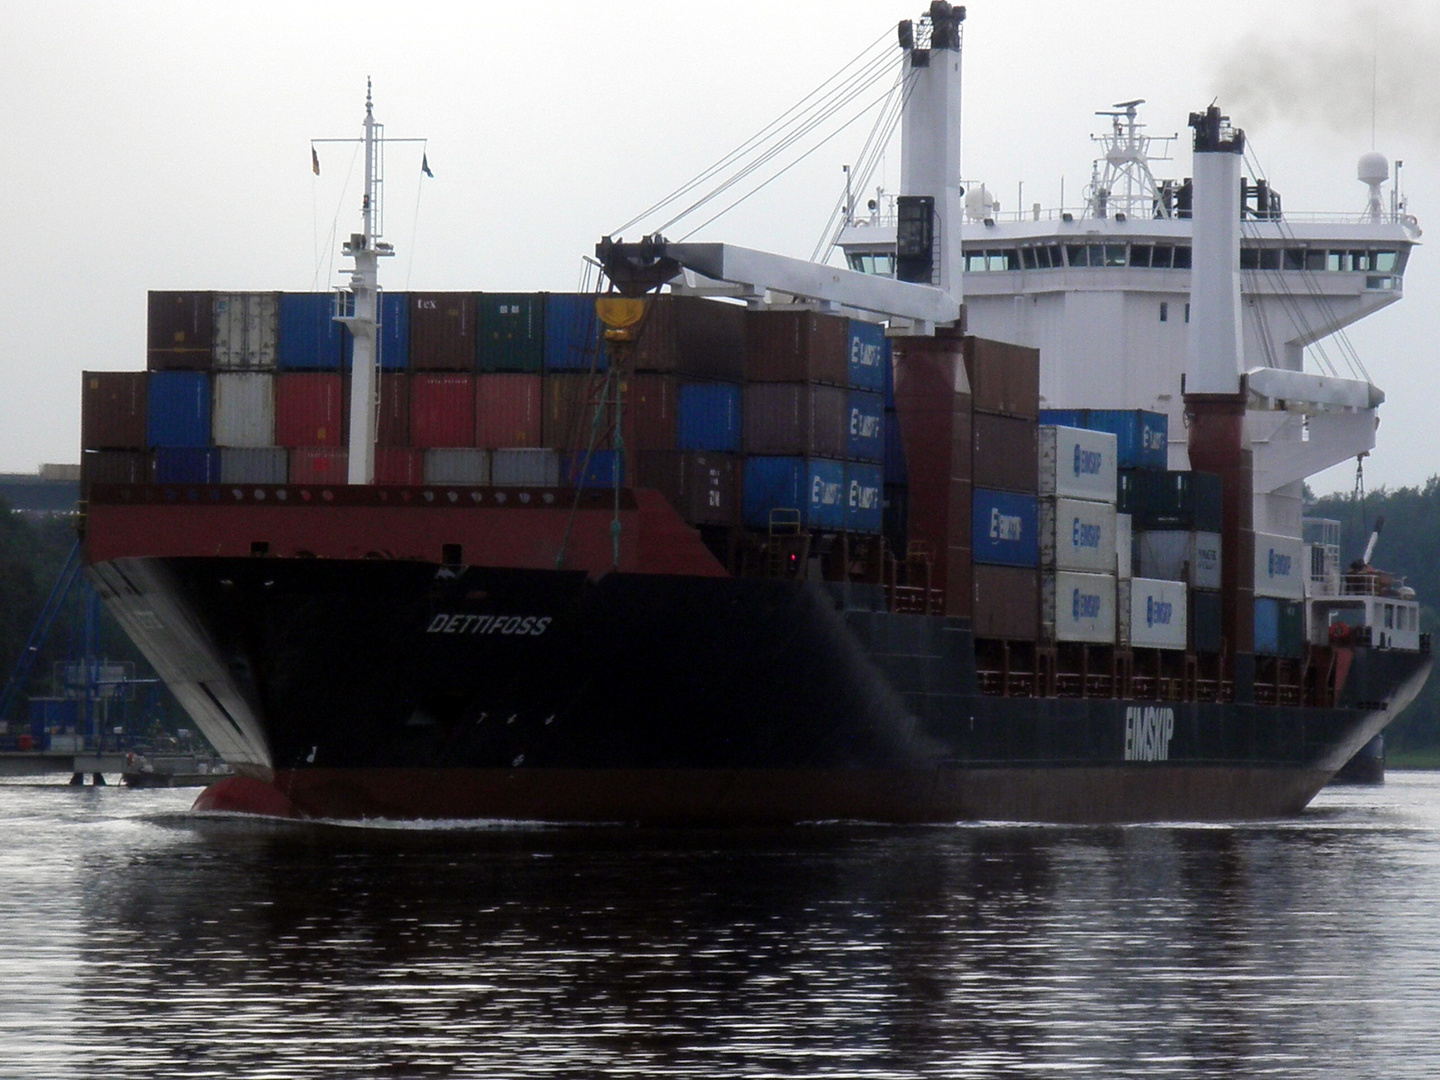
left=78, top=5, right=1429, bottom=823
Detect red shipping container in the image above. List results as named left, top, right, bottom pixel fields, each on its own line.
left=543, top=372, right=613, bottom=451
left=963, top=337, right=1040, bottom=419
left=626, top=374, right=679, bottom=451
left=290, top=447, right=347, bottom=483
left=344, top=373, right=410, bottom=446
left=475, top=373, right=542, bottom=448
left=82, top=372, right=148, bottom=450
left=275, top=373, right=345, bottom=448
left=374, top=446, right=424, bottom=485
left=411, top=374, right=475, bottom=448
left=81, top=449, right=152, bottom=491
left=410, top=292, right=477, bottom=371
left=147, top=290, right=214, bottom=370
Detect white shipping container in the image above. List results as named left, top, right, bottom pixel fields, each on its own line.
left=220, top=447, right=288, bottom=484
left=424, top=449, right=491, bottom=485
left=491, top=448, right=560, bottom=487
left=1137, top=530, right=1222, bottom=590
left=1040, top=497, right=1117, bottom=573
left=212, top=372, right=275, bottom=447
left=1254, top=531, right=1305, bottom=599
left=1042, top=570, right=1117, bottom=644
left=213, top=292, right=279, bottom=369
left=1116, top=512, right=1133, bottom=580
left=1123, top=577, right=1188, bottom=650
left=1039, top=425, right=1118, bottom=502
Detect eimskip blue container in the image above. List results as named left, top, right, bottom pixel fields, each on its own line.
left=342, top=292, right=411, bottom=371
left=561, top=449, right=623, bottom=488
left=743, top=457, right=846, bottom=530
left=845, top=462, right=883, bottom=534
left=154, top=446, right=221, bottom=483
left=544, top=294, right=605, bottom=371
left=972, top=487, right=1040, bottom=567
left=1038, top=408, right=1168, bottom=470
left=847, top=390, right=884, bottom=462
left=677, top=383, right=742, bottom=452
left=146, top=370, right=211, bottom=447
left=278, top=293, right=343, bottom=371
left=847, top=320, right=887, bottom=392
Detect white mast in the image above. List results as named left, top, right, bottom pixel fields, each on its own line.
left=896, top=2, right=965, bottom=308
left=337, top=79, right=392, bottom=486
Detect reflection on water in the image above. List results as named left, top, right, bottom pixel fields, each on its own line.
left=1, top=777, right=1440, bottom=1077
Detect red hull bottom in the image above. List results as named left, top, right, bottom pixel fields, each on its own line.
left=194, top=765, right=1332, bottom=825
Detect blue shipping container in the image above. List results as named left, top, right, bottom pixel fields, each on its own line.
left=848, top=320, right=887, bottom=392
left=561, top=449, right=623, bottom=488
left=743, top=457, right=846, bottom=530
left=972, top=487, right=1040, bottom=567
left=847, top=390, right=885, bottom=463
left=1254, top=596, right=1280, bottom=656
left=28, top=698, right=78, bottom=737
left=883, top=407, right=908, bottom=486
left=342, top=292, right=411, bottom=372
left=155, top=446, right=220, bottom=483
left=278, top=293, right=343, bottom=371
left=677, top=383, right=742, bottom=452
left=147, top=370, right=211, bottom=447
left=882, top=335, right=896, bottom=410
left=1038, top=408, right=1168, bottom=470
left=845, top=462, right=883, bottom=534
left=544, top=293, right=605, bottom=371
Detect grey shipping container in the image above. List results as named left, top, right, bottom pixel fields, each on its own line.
left=82, top=372, right=148, bottom=450
left=634, top=296, right=745, bottom=381
left=743, top=383, right=847, bottom=457
left=491, top=448, right=560, bottom=487
left=423, top=448, right=491, bottom=485
left=213, top=292, right=279, bottom=369
left=212, top=372, right=276, bottom=447
left=633, top=450, right=738, bottom=526
left=219, top=447, right=289, bottom=484
left=744, top=310, right=849, bottom=385
left=1137, top=530, right=1222, bottom=590
left=972, top=411, right=1038, bottom=493
left=972, top=563, right=1040, bottom=641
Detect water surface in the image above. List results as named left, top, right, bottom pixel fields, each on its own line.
left=2, top=774, right=1439, bottom=1077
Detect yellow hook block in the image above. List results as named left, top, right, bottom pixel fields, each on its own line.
left=595, top=296, right=647, bottom=329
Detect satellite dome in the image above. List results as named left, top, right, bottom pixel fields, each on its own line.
left=1358, top=151, right=1390, bottom=185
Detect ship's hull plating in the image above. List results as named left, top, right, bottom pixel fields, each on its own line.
left=89, top=555, right=1430, bottom=824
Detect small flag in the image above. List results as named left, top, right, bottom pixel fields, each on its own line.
left=312, top=147, right=320, bottom=176
left=421, top=152, right=433, bottom=178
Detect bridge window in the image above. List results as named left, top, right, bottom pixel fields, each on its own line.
left=1151, top=245, right=1173, bottom=269
left=1160, top=302, right=1169, bottom=322
left=1241, top=248, right=1259, bottom=270
left=847, top=252, right=896, bottom=275
left=1066, top=244, right=1089, bottom=268
left=1173, top=246, right=1192, bottom=269
left=1022, top=247, right=1038, bottom=269
left=1130, top=245, right=1152, bottom=267
left=1104, top=244, right=1127, bottom=267
left=1376, top=250, right=1399, bottom=271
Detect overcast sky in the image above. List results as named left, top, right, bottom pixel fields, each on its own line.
left=2, top=0, right=1435, bottom=496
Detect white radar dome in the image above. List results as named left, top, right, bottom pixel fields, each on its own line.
left=1358, top=151, right=1390, bottom=185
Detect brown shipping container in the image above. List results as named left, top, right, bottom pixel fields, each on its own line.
left=892, top=334, right=975, bottom=618
left=81, top=449, right=152, bottom=492
left=341, top=373, right=410, bottom=446
left=634, top=296, right=745, bottom=381
left=972, top=564, right=1040, bottom=640
left=275, top=373, right=345, bottom=448
left=627, top=374, right=679, bottom=451
left=962, top=336, right=1040, bottom=419
left=82, top=372, right=148, bottom=450
left=633, top=450, right=738, bottom=526
left=411, top=374, right=476, bottom=448
left=147, top=291, right=214, bottom=370
left=744, top=310, right=848, bottom=385
left=290, top=447, right=348, bottom=484
left=543, top=373, right=614, bottom=451
left=410, top=292, right=477, bottom=371
left=475, top=374, right=542, bottom=448
left=374, top=447, right=424, bottom=485
left=743, top=383, right=847, bottom=457
left=972, top=412, right=1038, bottom=493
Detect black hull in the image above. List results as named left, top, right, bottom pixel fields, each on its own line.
left=89, top=556, right=1432, bottom=824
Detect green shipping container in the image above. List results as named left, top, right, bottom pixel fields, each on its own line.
left=477, top=293, right=544, bottom=372
left=1278, top=598, right=1305, bottom=659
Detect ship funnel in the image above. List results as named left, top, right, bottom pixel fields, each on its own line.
left=1184, top=105, right=1245, bottom=397
left=897, top=3, right=965, bottom=306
